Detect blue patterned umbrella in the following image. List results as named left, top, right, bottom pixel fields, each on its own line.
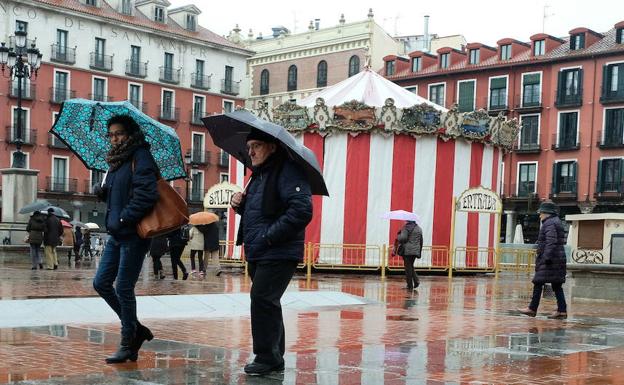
left=50, top=99, right=186, bottom=181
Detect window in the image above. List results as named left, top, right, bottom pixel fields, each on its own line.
left=597, top=158, right=623, bottom=192
left=52, top=157, right=68, bottom=192
left=522, top=73, right=541, bottom=107
left=429, top=83, right=445, bottom=107
left=225, top=65, right=233, bottom=84
left=439, top=53, right=449, bottom=69
left=11, top=107, right=28, bottom=142
left=489, top=77, right=507, bottom=109
left=190, top=170, right=204, bottom=201
left=603, top=108, right=624, bottom=146
left=602, top=63, right=624, bottom=101
left=94, top=38, right=105, bottom=67
left=553, top=161, right=577, bottom=194
left=223, top=100, right=233, bottom=113
left=558, top=112, right=579, bottom=149
left=287, top=65, right=297, bottom=91
left=56, top=29, right=68, bottom=59
left=129, top=84, right=141, bottom=109
left=195, top=60, right=204, bottom=77
left=570, top=33, right=585, bottom=50
left=518, top=163, right=537, bottom=197
left=191, top=133, right=204, bottom=163
left=385, top=60, right=395, bottom=76
left=92, top=78, right=106, bottom=101
left=220, top=173, right=229, bottom=183
left=163, top=52, right=174, bottom=80
left=469, top=49, right=479, bottom=64
left=534, top=39, right=545, bottom=56
left=154, top=6, right=164, bottom=22
left=411, top=57, right=421, bottom=72
left=500, top=44, right=511, bottom=60
left=192, top=96, right=205, bottom=124
left=618, top=28, right=624, bottom=44
left=260, top=69, right=269, bottom=95
left=405, top=86, right=417, bottom=94
left=162, top=90, right=174, bottom=119
left=121, top=0, right=132, bottom=15
left=54, top=71, right=68, bottom=102
left=317, top=60, right=327, bottom=88
left=557, top=68, right=582, bottom=106
left=131, top=45, right=141, bottom=63
left=348, top=55, right=360, bottom=77
left=16, top=20, right=27, bottom=33
left=457, top=80, right=475, bottom=112
left=186, top=14, right=196, bottom=31
left=193, top=59, right=206, bottom=88
left=519, top=115, right=539, bottom=149
left=91, top=170, right=104, bottom=194
left=85, top=0, right=97, bottom=6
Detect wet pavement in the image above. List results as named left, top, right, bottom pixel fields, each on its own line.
left=2, top=262, right=624, bottom=384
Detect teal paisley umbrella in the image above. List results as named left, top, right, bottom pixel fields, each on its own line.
left=50, top=99, right=186, bottom=181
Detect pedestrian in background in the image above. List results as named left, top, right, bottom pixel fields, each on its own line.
left=26, top=212, right=46, bottom=270
left=517, top=201, right=568, bottom=319
left=167, top=228, right=189, bottom=280
left=188, top=225, right=205, bottom=276
left=394, top=220, right=423, bottom=290
left=43, top=208, right=63, bottom=270
left=74, top=226, right=84, bottom=262
left=149, top=235, right=167, bottom=279
left=61, top=222, right=75, bottom=265
left=83, top=229, right=94, bottom=260
left=201, top=220, right=222, bottom=276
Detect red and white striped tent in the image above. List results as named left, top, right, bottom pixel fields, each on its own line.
left=227, top=70, right=518, bottom=269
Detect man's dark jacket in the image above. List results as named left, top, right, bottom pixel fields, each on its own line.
left=43, top=214, right=64, bottom=247
left=533, top=215, right=567, bottom=284
left=26, top=213, right=46, bottom=245
left=100, top=146, right=159, bottom=239
left=235, top=155, right=313, bottom=262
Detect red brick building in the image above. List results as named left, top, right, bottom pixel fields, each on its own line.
left=384, top=21, right=624, bottom=241
left=0, top=0, right=251, bottom=225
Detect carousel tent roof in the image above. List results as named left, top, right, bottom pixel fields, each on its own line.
left=299, top=68, right=447, bottom=111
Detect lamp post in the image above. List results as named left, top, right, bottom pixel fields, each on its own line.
left=184, top=152, right=192, bottom=202
left=0, top=29, right=42, bottom=168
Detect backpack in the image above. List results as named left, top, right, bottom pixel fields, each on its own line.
left=180, top=224, right=191, bottom=241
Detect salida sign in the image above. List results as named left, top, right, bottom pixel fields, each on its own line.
left=456, top=186, right=502, bottom=214
left=203, top=182, right=243, bottom=209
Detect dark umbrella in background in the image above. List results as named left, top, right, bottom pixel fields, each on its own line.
left=42, top=206, right=70, bottom=219
left=202, top=110, right=329, bottom=196
left=19, top=200, right=51, bottom=214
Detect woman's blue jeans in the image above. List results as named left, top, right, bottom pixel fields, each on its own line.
left=93, top=235, right=150, bottom=339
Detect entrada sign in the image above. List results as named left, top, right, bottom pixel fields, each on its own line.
left=204, top=182, right=243, bottom=209
left=456, top=186, right=502, bottom=214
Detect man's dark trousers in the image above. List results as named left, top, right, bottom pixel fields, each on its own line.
left=248, top=260, right=298, bottom=366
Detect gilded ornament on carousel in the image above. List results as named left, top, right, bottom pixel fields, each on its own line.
left=377, top=98, right=400, bottom=132
left=255, top=100, right=272, bottom=122
left=460, top=109, right=491, bottom=140
left=489, top=112, right=519, bottom=150
left=440, top=104, right=462, bottom=139
left=399, top=103, right=441, bottom=135
left=311, top=98, right=332, bottom=132
left=272, top=101, right=310, bottom=132
left=333, top=100, right=376, bottom=131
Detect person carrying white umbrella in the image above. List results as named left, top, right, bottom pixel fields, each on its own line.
left=384, top=210, right=424, bottom=290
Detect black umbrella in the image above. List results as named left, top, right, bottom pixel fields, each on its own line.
left=202, top=110, right=329, bottom=196
left=19, top=200, right=51, bottom=214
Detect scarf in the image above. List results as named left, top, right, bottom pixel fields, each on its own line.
left=106, top=134, right=147, bottom=172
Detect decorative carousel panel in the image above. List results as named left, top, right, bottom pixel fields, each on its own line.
left=460, top=110, right=491, bottom=141
left=310, top=98, right=333, bottom=132
left=399, top=103, right=441, bottom=135
left=272, top=102, right=310, bottom=132
left=377, top=98, right=401, bottom=132
left=333, top=100, right=376, bottom=131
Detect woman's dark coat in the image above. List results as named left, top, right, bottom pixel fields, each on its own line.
left=198, top=223, right=220, bottom=252
left=397, top=222, right=423, bottom=257
left=532, top=215, right=567, bottom=284
left=235, top=156, right=313, bottom=263
left=26, top=213, right=46, bottom=245
left=43, top=214, right=64, bottom=246
left=149, top=235, right=168, bottom=257
left=100, top=146, right=159, bottom=239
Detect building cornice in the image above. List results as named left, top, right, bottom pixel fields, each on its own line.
left=248, top=37, right=370, bottom=66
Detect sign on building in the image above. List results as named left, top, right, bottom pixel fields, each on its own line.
left=456, top=186, right=502, bottom=214
left=203, top=182, right=243, bottom=209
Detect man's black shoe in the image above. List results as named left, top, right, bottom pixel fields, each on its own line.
left=244, top=361, right=284, bottom=376
left=53, top=265, right=58, bottom=270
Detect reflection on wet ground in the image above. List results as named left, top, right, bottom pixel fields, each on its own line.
left=2, top=263, right=624, bottom=384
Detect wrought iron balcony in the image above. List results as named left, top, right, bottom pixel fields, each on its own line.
left=600, top=87, right=624, bottom=104
left=190, top=110, right=207, bottom=125
left=513, top=138, right=542, bottom=154
left=88, top=93, right=113, bottom=102
left=555, top=90, right=582, bottom=108
left=511, top=182, right=537, bottom=199
left=158, top=105, right=180, bottom=122
left=551, top=133, right=579, bottom=151
left=595, top=181, right=624, bottom=200
left=5, top=126, right=37, bottom=146
left=8, top=80, right=36, bottom=100
left=159, top=67, right=180, bottom=84
left=221, top=79, right=240, bottom=96
left=129, top=99, right=148, bottom=112
left=48, top=133, right=68, bottom=149
left=49, top=87, right=76, bottom=104
left=549, top=182, right=577, bottom=201
left=50, top=44, right=76, bottom=64
left=189, top=149, right=211, bottom=165
left=83, top=179, right=103, bottom=195
left=514, top=93, right=542, bottom=111
left=191, top=73, right=211, bottom=90
left=125, top=60, right=148, bottom=78
left=597, top=130, right=624, bottom=149
left=46, top=177, right=78, bottom=194
left=89, top=52, right=114, bottom=71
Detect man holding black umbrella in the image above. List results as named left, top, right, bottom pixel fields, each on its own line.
left=230, top=129, right=313, bottom=376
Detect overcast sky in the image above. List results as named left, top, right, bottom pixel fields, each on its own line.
left=168, top=0, right=623, bottom=46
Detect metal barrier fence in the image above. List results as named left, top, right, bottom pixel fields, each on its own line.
left=386, top=245, right=450, bottom=272
left=310, top=243, right=385, bottom=272
left=452, top=247, right=496, bottom=273
left=496, top=248, right=536, bottom=274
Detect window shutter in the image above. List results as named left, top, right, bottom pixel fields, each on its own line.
left=619, top=159, right=624, bottom=193
left=552, top=163, right=558, bottom=194
left=596, top=160, right=603, bottom=193
left=580, top=33, right=585, bottom=49
left=523, top=73, right=540, bottom=85
left=578, top=69, right=584, bottom=96
left=602, top=65, right=609, bottom=97
left=557, top=71, right=564, bottom=102
left=458, top=81, right=475, bottom=112
left=619, top=64, right=624, bottom=91
left=572, top=162, right=578, bottom=193
left=491, top=77, right=506, bottom=89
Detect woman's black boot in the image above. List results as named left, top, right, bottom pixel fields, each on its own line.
left=132, top=323, right=154, bottom=352
left=105, top=336, right=137, bottom=364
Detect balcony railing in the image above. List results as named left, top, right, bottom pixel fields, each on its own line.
left=189, top=149, right=211, bottom=165
left=595, top=181, right=624, bottom=200
left=88, top=93, right=113, bottom=102
left=158, top=105, right=180, bottom=122
left=515, top=93, right=542, bottom=110
left=5, top=126, right=37, bottom=146
left=187, top=188, right=207, bottom=203
left=219, top=152, right=229, bottom=167
left=600, top=87, right=624, bottom=104
left=551, top=133, right=579, bottom=151
left=50, top=44, right=76, bottom=64
left=129, top=99, right=148, bottom=112
left=597, top=130, right=624, bottom=149
left=48, top=133, right=68, bottom=149
left=511, top=182, right=537, bottom=198
left=46, top=177, right=78, bottom=194
left=190, top=110, right=207, bottom=125
left=555, top=90, right=582, bottom=108
left=550, top=182, right=577, bottom=200
left=125, top=60, right=148, bottom=78
left=221, top=79, right=240, bottom=96
left=191, top=73, right=211, bottom=90
left=159, top=67, right=180, bottom=84
left=89, top=52, right=114, bottom=71
left=513, top=136, right=541, bottom=153
left=49, top=87, right=76, bottom=104
left=8, top=81, right=36, bottom=100
left=83, top=179, right=103, bottom=195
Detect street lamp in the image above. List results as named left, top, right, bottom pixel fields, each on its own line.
left=184, top=152, right=192, bottom=202
left=0, top=30, right=42, bottom=168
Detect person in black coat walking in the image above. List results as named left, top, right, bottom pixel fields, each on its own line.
left=92, top=115, right=157, bottom=364
left=167, top=228, right=188, bottom=280
left=394, top=221, right=423, bottom=290
left=26, top=212, right=46, bottom=269
left=43, top=208, right=64, bottom=270
left=74, top=226, right=84, bottom=262
left=231, top=129, right=313, bottom=376
left=149, top=235, right=167, bottom=279
left=517, top=201, right=568, bottom=319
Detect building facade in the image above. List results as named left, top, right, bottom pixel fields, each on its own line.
left=384, top=21, right=624, bottom=242
left=0, top=0, right=252, bottom=225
